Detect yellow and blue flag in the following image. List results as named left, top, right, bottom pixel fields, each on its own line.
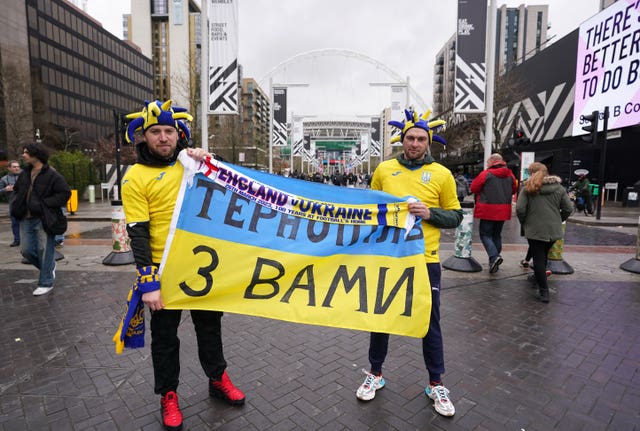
left=158, top=154, right=431, bottom=338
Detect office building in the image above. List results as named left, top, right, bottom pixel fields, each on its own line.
left=433, top=4, right=549, bottom=118
left=496, top=4, right=549, bottom=74
left=238, top=78, right=270, bottom=170
left=0, top=0, right=153, bottom=158
left=127, top=0, right=202, bottom=111
left=433, top=34, right=457, bottom=120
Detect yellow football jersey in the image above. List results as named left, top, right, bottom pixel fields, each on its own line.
left=371, top=159, right=460, bottom=263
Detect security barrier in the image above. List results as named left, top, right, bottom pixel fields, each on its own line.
left=546, top=222, right=574, bottom=274
left=620, top=216, right=640, bottom=274
left=66, top=189, right=78, bottom=215
left=442, top=201, right=482, bottom=272
left=102, top=204, right=134, bottom=266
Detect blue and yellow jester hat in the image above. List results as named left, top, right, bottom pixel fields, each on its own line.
left=125, top=100, right=193, bottom=144
left=388, top=108, right=447, bottom=146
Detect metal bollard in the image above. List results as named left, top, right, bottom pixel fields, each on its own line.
left=442, top=201, right=482, bottom=272
left=102, top=204, right=134, bottom=266
left=546, top=222, right=574, bottom=274
left=88, top=185, right=95, bottom=203
left=620, top=216, right=640, bottom=274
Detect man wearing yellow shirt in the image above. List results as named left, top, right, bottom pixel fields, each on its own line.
left=121, top=100, right=245, bottom=431
left=355, top=109, right=462, bottom=417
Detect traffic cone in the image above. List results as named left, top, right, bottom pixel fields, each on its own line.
left=102, top=204, right=134, bottom=266
left=546, top=222, right=574, bottom=274
left=620, top=216, right=640, bottom=274
left=442, top=201, right=482, bottom=272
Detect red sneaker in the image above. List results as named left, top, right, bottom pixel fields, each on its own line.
left=161, top=391, right=183, bottom=431
left=209, top=371, right=245, bottom=405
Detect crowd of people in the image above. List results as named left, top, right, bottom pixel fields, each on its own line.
left=284, top=169, right=372, bottom=187
left=3, top=99, right=580, bottom=430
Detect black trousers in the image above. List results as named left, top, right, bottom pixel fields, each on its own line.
left=368, top=263, right=445, bottom=383
left=527, top=239, right=554, bottom=291
left=150, top=309, right=227, bottom=395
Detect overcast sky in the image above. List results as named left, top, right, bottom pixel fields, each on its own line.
left=86, top=0, right=600, bottom=121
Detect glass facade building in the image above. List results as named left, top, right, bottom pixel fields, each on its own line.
left=0, top=0, right=153, bottom=156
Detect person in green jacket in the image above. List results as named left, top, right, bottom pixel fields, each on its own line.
left=516, top=162, right=573, bottom=303
left=573, top=173, right=593, bottom=215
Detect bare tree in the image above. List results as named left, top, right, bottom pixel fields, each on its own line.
left=1, top=62, right=35, bottom=157
left=94, top=133, right=136, bottom=167
left=171, top=53, right=200, bottom=147
left=434, top=71, right=530, bottom=167
left=211, top=114, right=241, bottom=163
left=492, top=71, right=530, bottom=149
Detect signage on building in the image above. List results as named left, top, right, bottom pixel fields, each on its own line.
left=272, top=88, right=287, bottom=147
left=208, top=0, right=239, bottom=114
left=390, top=85, right=405, bottom=145
left=370, top=117, right=381, bottom=156
left=454, top=0, right=487, bottom=113
left=292, top=116, right=304, bottom=155
left=572, top=1, right=640, bottom=135
left=607, top=130, right=622, bottom=140
left=520, top=152, right=535, bottom=182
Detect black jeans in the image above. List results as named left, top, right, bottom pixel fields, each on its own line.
left=368, top=263, right=445, bottom=383
left=150, top=309, right=227, bottom=395
left=527, top=239, right=554, bottom=291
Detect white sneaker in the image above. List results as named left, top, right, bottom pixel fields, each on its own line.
left=356, top=369, right=385, bottom=401
left=425, top=384, right=455, bottom=416
left=33, top=286, right=53, bottom=296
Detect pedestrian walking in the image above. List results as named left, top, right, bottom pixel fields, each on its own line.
left=470, top=153, right=517, bottom=273
left=11, top=144, right=71, bottom=296
left=572, top=172, right=594, bottom=215
left=454, top=169, right=470, bottom=203
left=516, top=162, right=573, bottom=303
left=355, top=108, right=462, bottom=417
left=116, top=100, right=245, bottom=431
left=0, top=160, right=22, bottom=246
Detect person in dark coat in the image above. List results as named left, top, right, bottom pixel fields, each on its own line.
left=0, top=160, right=22, bottom=246
left=11, top=143, right=71, bottom=296
left=470, top=153, right=517, bottom=273
left=516, top=162, right=573, bottom=303
left=573, top=173, right=593, bottom=215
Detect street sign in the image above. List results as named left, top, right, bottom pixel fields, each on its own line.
left=607, top=130, right=621, bottom=140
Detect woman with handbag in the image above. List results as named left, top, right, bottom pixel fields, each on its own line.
left=11, top=143, right=71, bottom=296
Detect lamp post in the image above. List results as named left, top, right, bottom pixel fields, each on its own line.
left=369, top=77, right=411, bottom=107
left=369, top=78, right=411, bottom=162
left=268, top=81, right=309, bottom=173
left=356, top=114, right=380, bottom=174
left=483, top=0, right=497, bottom=165
left=596, top=107, right=609, bottom=221
left=291, top=113, right=317, bottom=175
left=200, top=0, right=209, bottom=152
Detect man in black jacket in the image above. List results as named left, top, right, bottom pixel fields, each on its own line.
left=11, top=143, right=70, bottom=296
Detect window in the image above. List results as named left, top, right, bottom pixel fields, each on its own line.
left=535, top=11, right=543, bottom=51
left=151, top=0, right=168, bottom=14
left=173, top=0, right=183, bottom=25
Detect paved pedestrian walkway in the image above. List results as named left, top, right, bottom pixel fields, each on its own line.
left=1, top=200, right=639, bottom=430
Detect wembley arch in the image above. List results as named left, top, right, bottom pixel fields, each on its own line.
left=259, top=48, right=430, bottom=112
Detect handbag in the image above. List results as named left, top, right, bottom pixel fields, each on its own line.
left=41, top=203, right=68, bottom=235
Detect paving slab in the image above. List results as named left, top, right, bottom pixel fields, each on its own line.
left=1, top=201, right=639, bottom=430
